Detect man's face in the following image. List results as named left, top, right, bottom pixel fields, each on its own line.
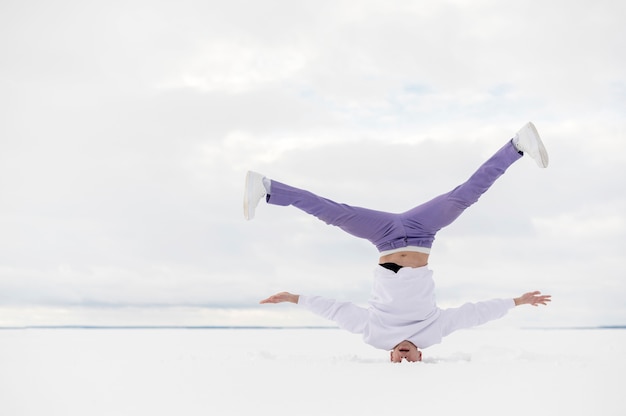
left=390, top=340, right=422, bottom=363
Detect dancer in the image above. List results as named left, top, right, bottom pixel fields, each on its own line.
left=246, top=122, right=552, bottom=362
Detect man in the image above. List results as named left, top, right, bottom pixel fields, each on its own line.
left=245, top=122, right=552, bottom=363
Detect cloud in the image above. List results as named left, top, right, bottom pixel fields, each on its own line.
left=0, top=0, right=625, bottom=326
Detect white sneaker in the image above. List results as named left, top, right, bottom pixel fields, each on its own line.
left=513, top=122, right=549, bottom=168
left=243, top=171, right=267, bottom=220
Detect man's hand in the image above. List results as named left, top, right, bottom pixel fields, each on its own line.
left=514, top=291, right=552, bottom=307
left=260, top=292, right=300, bottom=304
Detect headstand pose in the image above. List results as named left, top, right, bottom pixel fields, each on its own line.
left=245, top=122, right=552, bottom=363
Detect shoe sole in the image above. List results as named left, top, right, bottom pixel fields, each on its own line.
left=244, top=171, right=264, bottom=220
left=527, top=122, right=549, bottom=168
left=243, top=171, right=253, bottom=220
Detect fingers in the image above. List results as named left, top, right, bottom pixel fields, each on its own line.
left=521, top=291, right=552, bottom=307
left=260, top=292, right=288, bottom=304
left=532, top=294, right=552, bottom=306
left=259, top=295, right=275, bottom=304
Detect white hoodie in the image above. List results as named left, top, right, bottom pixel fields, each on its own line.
left=298, top=265, right=515, bottom=350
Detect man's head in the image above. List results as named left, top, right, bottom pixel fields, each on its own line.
left=390, top=340, right=422, bottom=363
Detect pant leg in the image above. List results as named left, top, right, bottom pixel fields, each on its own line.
left=398, top=140, right=523, bottom=249
left=266, top=181, right=405, bottom=246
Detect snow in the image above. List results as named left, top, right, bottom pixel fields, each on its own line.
left=1, top=328, right=623, bottom=416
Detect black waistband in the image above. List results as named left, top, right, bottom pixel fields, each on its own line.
left=379, top=262, right=403, bottom=273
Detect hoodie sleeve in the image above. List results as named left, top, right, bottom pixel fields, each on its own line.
left=439, top=298, right=515, bottom=337
left=298, top=295, right=368, bottom=334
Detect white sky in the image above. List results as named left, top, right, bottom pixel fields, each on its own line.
left=1, top=0, right=625, bottom=327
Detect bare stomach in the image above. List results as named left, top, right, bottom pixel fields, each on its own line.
left=378, top=251, right=429, bottom=268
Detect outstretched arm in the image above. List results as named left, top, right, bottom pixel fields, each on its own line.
left=260, top=292, right=300, bottom=304
left=260, top=292, right=368, bottom=334
left=514, top=291, right=552, bottom=307
left=439, top=292, right=551, bottom=338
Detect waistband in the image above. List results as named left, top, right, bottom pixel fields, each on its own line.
left=378, top=246, right=431, bottom=256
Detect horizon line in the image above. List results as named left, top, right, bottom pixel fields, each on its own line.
left=1, top=325, right=625, bottom=330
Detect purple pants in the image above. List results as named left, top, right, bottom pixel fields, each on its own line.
left=266, top=141, right=522, bottom=253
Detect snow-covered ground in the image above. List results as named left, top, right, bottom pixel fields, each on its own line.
left=1, top=328, right=623, bottom=416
